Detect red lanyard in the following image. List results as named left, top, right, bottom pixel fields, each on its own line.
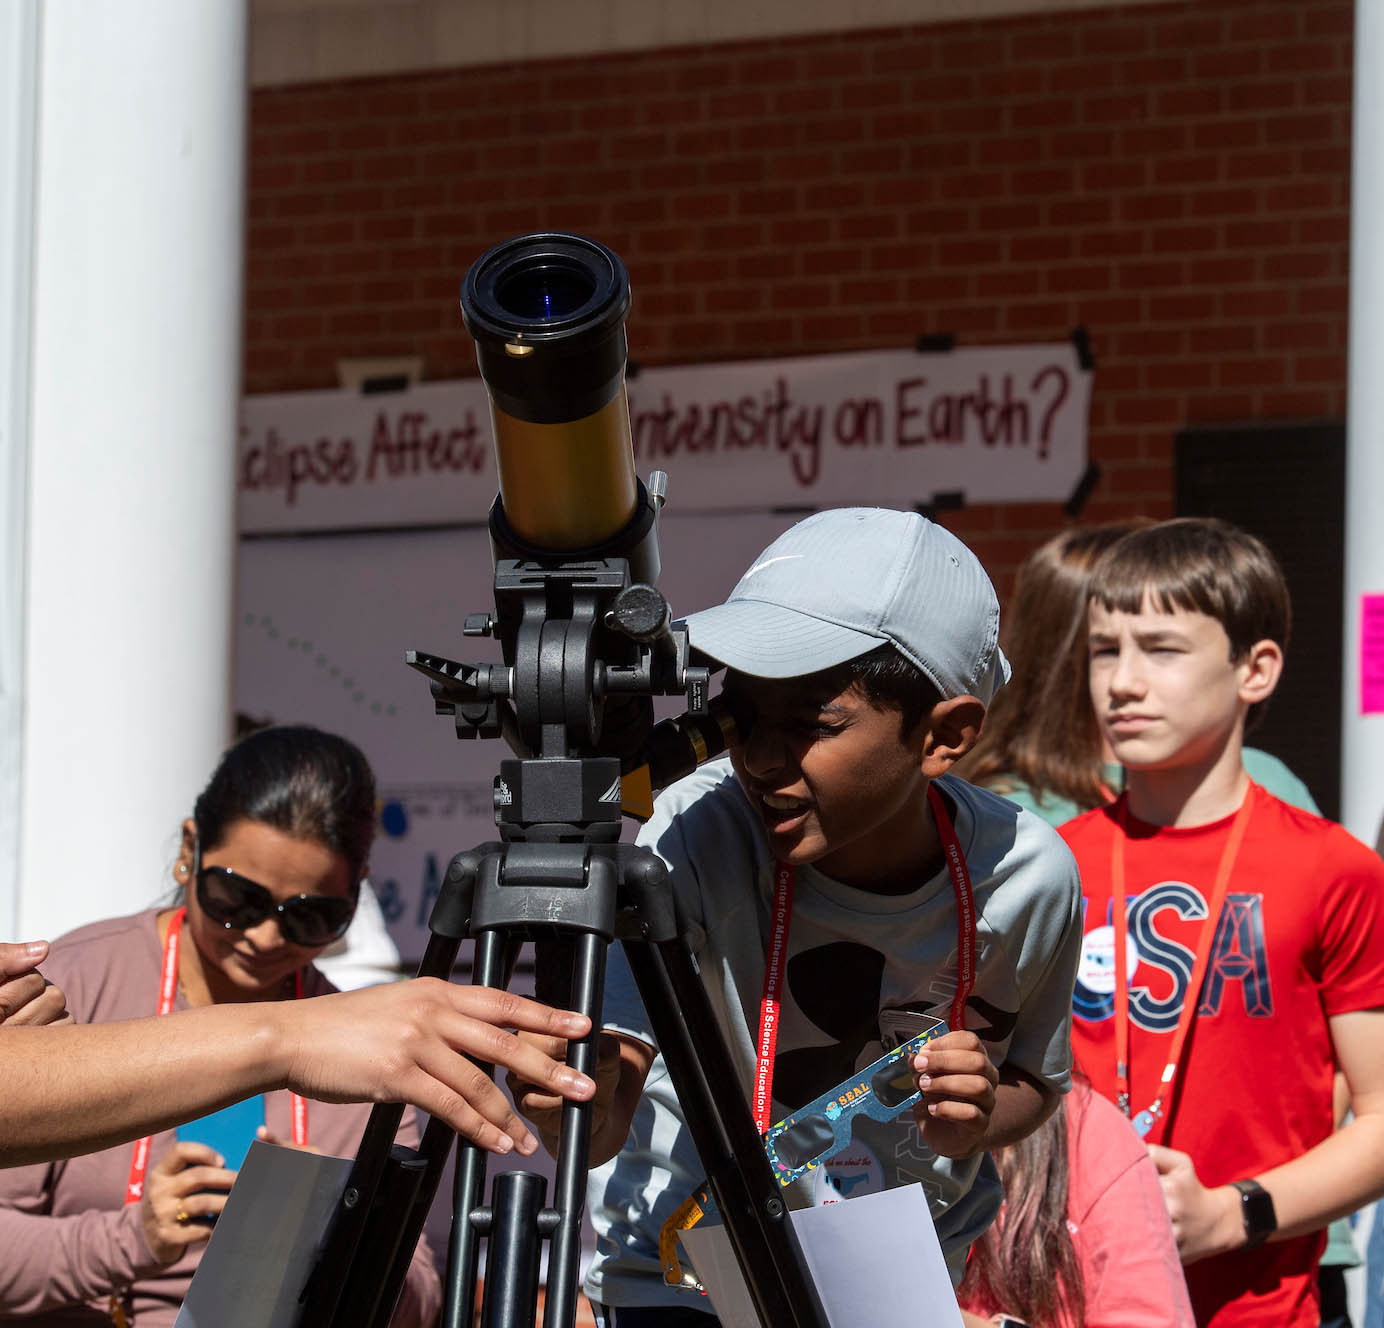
left=123, top=908, right=308, bottom=1204
left=752, top=782, right=978, bottom=1133
left=1111, top=788, right=1254, bottom=1145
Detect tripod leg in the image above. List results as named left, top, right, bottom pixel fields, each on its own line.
left=442, top=926, right=509, bottom=1328
left=623, top=937, right=830, bottom=1328
left=479, top=1172, right=547, bottom=1328
left=298, top=928, right=465, bottom=1328
left=542, top=928, right=606, bottom=1328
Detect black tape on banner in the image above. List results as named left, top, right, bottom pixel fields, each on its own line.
left=1070, top=326, right=1095, bottom=372
left=360, top=374, right=412, bottom=395
left=915, top=332, right=957, bottom=354
left=1063, top=460, right=1102, bottom=518
left=915, top=491, right=965, bottom=522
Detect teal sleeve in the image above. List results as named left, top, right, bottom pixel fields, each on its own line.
left=982, top=779, right=1085, bottom=829
left=1241, top=747, right=1320, bottom=815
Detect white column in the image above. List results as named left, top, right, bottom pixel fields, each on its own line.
left=1344, top=1, right=1384, bottom=851
left=17, top=0, right=247, bottom=940
left=0, top=2, right=41, bottom=937
left=1345, top=9, right=1384, bottom=1322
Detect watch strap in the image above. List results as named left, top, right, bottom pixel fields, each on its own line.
left=1230, top=1177, right=1277, bottom=1250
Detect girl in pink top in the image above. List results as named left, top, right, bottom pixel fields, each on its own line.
left=959, top=1081, right=1194, bottom=1328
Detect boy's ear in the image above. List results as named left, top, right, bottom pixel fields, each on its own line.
left=918, top=695, right=986, bottom=777
left=1237, top=638, right=1284, bottom=708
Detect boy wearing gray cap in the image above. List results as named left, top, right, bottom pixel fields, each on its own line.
left=517, top=508, right=1083, bottom=1326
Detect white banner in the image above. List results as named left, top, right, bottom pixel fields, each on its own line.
left=234, top=511, right=804, bottom=962
left=238, top=342, right=1091, bottom=533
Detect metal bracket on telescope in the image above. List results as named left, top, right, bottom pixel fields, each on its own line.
left=405, top=650, right=508, bottom=740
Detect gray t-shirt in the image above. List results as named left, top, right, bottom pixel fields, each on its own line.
left=585, top=762, right=1082, bottom=1310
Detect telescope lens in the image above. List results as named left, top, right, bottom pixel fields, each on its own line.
left=495, top=261, right=598, bottom=323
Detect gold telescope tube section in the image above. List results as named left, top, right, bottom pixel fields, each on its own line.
left=490, top=388, right=638, bottom=550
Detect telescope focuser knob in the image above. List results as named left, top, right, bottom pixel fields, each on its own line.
left=606, top=585, right=671, bottom=644
left=463, top=613, right=495, bottom=638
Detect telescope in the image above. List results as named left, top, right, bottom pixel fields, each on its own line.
left=297, top=234, right=828, bottom=1328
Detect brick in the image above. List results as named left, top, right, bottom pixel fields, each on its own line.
left=1192, top=119, right=1263, bottom=152
left=1189, top=323, right=1256, bottom=354
left=1192, top=46, right=1263, bottom=80
left=1012, top=166, right=1076, bottom=196
left=1044, top=265, right=1114, bottom=295
left=976, top=268, right=1042, bottom=299
left=1080, top=22, right=1149, bottom=56
left=840, top=213, right=901, bottom=243
left=1083, top=93, right=1151, bottom=125
left=977, top=67, right=1046, bottom=99
left=1219, top=356, right=1287, bottom=388
left=1152, top=155, right=1221, bottom=187
left=1011, top=233, right=1075, bottom=263
left=1192, top=255, right=1256, bottom=285
left=1293, top=352, right=1347, bottom=383
left=1227, top=10, right=1301, bottom=43
left=1006, top=99, right=1075, bottom=132
left=1079, top=230, right=1146, bottom=259
left=1118, top=55, right=1188, bottom=86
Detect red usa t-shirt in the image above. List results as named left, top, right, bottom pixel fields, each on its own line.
left=1061, top=782, right=1384, bottom=1328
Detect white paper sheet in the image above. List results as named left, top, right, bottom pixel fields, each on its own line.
left=679, top=1185, right=961, bottom=1328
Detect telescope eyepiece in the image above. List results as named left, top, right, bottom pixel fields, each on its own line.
left=463, top=232, right=629, bottom=350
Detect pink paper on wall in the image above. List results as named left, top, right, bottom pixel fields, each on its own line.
left=1361, top=594, right=1384, bottom=715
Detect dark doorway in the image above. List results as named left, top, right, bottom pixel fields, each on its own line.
left=1175, top=421, right=1344, bottom=821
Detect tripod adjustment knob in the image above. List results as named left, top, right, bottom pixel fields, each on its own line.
left=463, top=613, right=495, bottom=638
left=605, top=585, right=670, bottom=643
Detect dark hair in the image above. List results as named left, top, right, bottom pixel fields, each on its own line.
left=957, top=521, right=1149, bottom=810
left=836, top=644, right=943, bottom=737
left=193, top=725, right=377, bottom=882
left=1089, top=517, right=1290, bottom=729
left=958, top=1098, right=1086, bottom=1328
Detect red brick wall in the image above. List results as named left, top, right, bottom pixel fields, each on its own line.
left=245, top=0, right=1352, bottom=592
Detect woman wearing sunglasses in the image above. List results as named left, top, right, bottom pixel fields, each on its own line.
left=0, top=725, right=441, bottom=1327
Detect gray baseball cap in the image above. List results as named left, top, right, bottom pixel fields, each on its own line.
left=683, top=507, right=1010, bottom=702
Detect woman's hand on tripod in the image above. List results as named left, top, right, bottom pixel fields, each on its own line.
left=270, top=978, right=597, bottom=1157
left=508, top=1030, right=654, bottom=1166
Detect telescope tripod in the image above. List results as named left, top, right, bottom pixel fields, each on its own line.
left=297, top=554, right=829, bottom=1328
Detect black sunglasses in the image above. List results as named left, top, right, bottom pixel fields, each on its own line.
left=195, top=865, right=356, bottom=948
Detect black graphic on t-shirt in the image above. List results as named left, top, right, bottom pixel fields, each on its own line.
left=771, top=941, right=1018, bottom=1113
left=773, top=942, right=884, bottom=1110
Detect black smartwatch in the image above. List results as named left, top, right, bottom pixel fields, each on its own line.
left=1230, top=1178, right=1277, bottom=1250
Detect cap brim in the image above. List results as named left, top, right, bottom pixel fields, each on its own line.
left=682, top=600, right=885, bottom=679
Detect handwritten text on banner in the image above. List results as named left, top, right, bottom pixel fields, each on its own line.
left=238, top=342, right=1092, bottom=533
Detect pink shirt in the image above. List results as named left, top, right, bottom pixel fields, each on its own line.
left=1066, top=1085, right=1194, bottom=1328
left=962, top=1083, right=1194, bottom=1328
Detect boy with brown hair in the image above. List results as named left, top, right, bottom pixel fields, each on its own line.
left=1062, top=517, right=1384, bottom=1327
